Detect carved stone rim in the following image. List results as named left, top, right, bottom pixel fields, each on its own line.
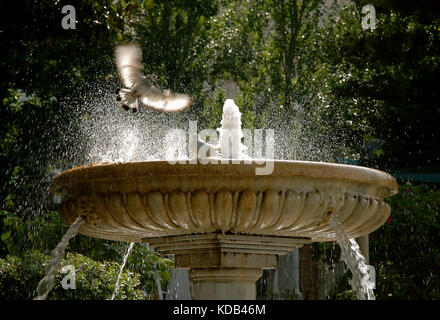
left=51, top=160, right=398, bottom=197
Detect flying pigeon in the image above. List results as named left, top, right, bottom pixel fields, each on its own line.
left=115, top=44, right=193, bottom=113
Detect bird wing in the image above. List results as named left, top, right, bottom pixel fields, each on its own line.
left=140, top=87, right=193, bottom=113
left=115, top=44, right=144, bottom=88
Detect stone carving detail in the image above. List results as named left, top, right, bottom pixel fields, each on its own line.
left=59, top=189, right=391, bottom=242
left=73, top=195, right=99, bottom=225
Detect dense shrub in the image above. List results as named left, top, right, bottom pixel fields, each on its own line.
left=0, top=210, right=173, bottom=298
left=0, top=250, right=146, bottom=300
left=370, top=182, right=440, bottom=299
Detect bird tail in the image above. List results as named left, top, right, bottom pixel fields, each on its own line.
left=116, top=88, right=138, bottom=112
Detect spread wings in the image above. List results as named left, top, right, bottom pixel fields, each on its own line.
left=115, top=44, right=144, bottom=88
left=115, top=44, right=193, bottom=112
left=140, top=87, right=193, bottom=113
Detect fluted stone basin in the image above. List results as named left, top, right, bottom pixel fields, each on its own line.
left=51, top=160, right=398, bottom=299
left=52, top=160, right=397, bottom=241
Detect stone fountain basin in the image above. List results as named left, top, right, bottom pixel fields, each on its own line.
left=51, top=160, right=398, bottom=243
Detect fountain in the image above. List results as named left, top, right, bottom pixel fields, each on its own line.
left=50, top=99, right=398, bottom=300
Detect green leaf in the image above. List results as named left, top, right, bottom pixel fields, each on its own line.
left=1, top=231, right=11, bottom=242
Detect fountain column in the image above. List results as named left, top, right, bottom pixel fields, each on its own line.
left=144, top=234, right=307, bottom=300
left=189, top=265, right=264, bottom=300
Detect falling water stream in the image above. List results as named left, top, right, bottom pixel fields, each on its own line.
left=111, top=242, right=135, bottom=300
left=33, top=216, right=85, bottom=300
left=328, top=215, right=375, bottom=300
left=110, top=243, right=165, bottom=300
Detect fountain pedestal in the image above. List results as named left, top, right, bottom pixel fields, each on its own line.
left=144, top=234, right=307, bottom=299
left=189, top=268, right=261, bottom=300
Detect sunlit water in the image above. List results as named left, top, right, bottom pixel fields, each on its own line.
left=111, top=242, right=135, bottom=300
left=328, top=215, right=375, bottom=300
left=33, top=216, right=85, bottom=300
left=54, top=83, right=348, bottom=167
left=217, top=99, right=247, bottom=159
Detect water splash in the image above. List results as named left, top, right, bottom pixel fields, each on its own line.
left=54, top=84, right=350, bottom=169
left=111, top=242, right=135, bottom=300
left=34, top=216, right=85, bottom=300
left=328, top=215, right=375, bottom=300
